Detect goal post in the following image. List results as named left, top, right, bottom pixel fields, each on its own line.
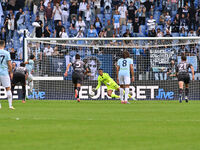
left=24, top=37, right=200, bottom=100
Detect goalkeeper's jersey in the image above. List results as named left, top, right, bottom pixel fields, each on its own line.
left=96, top=73, right=116, bottom=90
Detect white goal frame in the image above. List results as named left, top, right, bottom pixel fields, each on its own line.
left=24, top=37, right=200, bottom=100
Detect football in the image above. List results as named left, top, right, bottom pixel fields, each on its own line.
left=89, top=91, right=95, bottom=97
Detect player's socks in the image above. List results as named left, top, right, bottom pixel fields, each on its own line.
left=179, top=96, right=182, bottom=103
left=185, top=96, right=188, bottom=103
left=179, top=88, right=183, bottom=103
left=120, top=88, right=124, bottom=102
left=29, top=81, right=33, bottom=93
left=185, top=88, right=189, bottom=102
left=74, top=87, right=77, bottom=98
left=25, top=81, right=29, bottom=97
left=25, top=96, right=29, bottom=100
left=11, top=85, right=14, bottom=93
left=179, top=88, right=183, bottom=95
left=123, top=90, right=133, bottom=99
left=22, top=85, right=26, bottom=101
left=111, top=93, right=120, bottom=99
left=123, top=90, right=131, bottom=97
left=185, top=88, right=189, bottom=97
left=77, top=87, right=80, bottom=99
left=125, top=88, right=129, bottom=102
left=7, top=90, right=13, bottom=108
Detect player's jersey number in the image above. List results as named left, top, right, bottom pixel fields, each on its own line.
left=179, top=63, right=187, bottom=71
left=75, top=62, right=81, bottom=68
left=0, top=55, right=5, bottom=64
left=122, top=60, right=127, bottom=67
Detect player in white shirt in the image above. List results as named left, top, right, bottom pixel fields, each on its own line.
left=25, top=55, right=35, bottom=95
left=116, top=50, right=134, bottom=104
left=0, top=40, right=15, bottom=109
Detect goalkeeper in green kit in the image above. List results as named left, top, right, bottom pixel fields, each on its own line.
left=92, top=69, right=135, bottom=100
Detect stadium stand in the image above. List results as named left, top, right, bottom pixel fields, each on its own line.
left=0, top=0, right=200, bottom=59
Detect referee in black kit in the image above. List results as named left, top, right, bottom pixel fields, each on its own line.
left=11, top=62, right=28, bottom=103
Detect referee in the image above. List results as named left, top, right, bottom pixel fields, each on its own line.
left=11, top=62, right=28, bottom=103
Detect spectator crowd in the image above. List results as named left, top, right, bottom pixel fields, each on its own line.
left=0, top=0, right=200, bottom=60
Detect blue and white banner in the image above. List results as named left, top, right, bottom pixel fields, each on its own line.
left=64, top=54, right=113, bottom=80
left=177, top=56, right=198, bottom=72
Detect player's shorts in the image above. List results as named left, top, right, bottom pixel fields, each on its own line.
left=107, top=83, right=119, bottom=91
left=114, top=23, right=120, bottom=29
left=72, top=72, right=84, bottom=84
left=27, top=74, right=33, bottom=82
left=119, top=75, right=130, bottom=85
left=0, top=75, right=11, bottom=88
left=178, top=74, right=190, bottom=84
left=12, top=73, right=26, bottom=85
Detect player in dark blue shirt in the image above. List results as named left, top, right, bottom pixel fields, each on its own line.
left=11, top=62, right=28, bottom=103
left=64, top=54, right=88, bottom=102
left=176, top=55, right=195, bottom=103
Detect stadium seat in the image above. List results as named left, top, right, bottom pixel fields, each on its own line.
left=28, top=26, right=34, bottom=34
left=4, top=11, right=9, bottom=17
left=140, top=25, right=146, bottom=35
left=100, top=7, right=104, bottom=14
left=0, top=17, right=4, bottom=28
left=171, top=11, right=177, bottom=21
left=154, top=11, right=161, bottom=24
left=31, top=14, right=36, bottom=23
left=1, top=0, right=200, bottom=53
left=66, top=28, right=69, bottom=36
left=14, top=11, right=19, bottom=16
left=104, top=14, right=111, bottom=26
left=83, top=29, right=88, bottom=36
left=156, top=25, right=163, bottom=31
left=97, top=14, right=104, bottom=25
left=69, top=29, right=77, bottom=37
left=121, top=25, right=127, bottom=35
left=194, top=0, right=199, bottom=8
left=171, top=33, right=179, bottom=37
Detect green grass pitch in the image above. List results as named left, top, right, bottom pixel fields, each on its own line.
left=0, top=100, right=200, bottom=150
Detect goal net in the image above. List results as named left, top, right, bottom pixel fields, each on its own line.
left=24, top=37, right=200, bottom=100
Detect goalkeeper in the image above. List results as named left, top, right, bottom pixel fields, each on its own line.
left=93, top=69, right=134, bottom=100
